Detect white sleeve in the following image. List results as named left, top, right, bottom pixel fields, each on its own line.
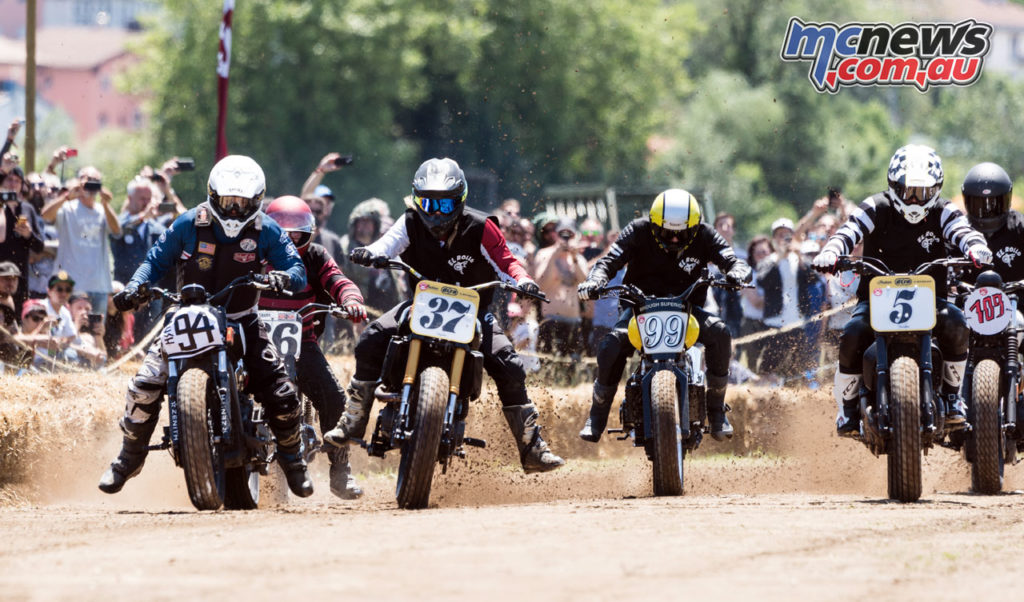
left=364, top=214, right=411, bottom=258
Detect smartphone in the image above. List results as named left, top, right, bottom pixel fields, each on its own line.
left=17, top=118, right=25, bottom=126
left=83, top=181, right=102, bottom=193
left=175, top=157, right=195, bottom=171
left=158, top=202, right=177, bottom=213
left=65, top=148, right=78, bottom=158
left=87, top=313, right=105, bottom=334
left=334, top=154, right=354, bottom=167
left=16, top=216, right=27, bottom=227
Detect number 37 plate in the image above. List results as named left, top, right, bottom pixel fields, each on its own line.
left=410, top=281, right=480, bottom=344
left=868, top=275, right=936, bottom=332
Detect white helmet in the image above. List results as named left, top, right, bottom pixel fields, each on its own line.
left=206, top=155, right=266, bottom=237
left=886, top=144, right=943, bottom=224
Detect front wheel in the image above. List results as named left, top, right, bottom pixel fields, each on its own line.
left=651, top=370, right=684, bottom=496
left=887, top=356, right=922, bottom=503
left=224, top=464, right=260, bottom=509
left=178, top=368, right=226, bottom=511
left=396, top=366, right=447, bottom=509
left=971, top=359, right=1004, bottom=494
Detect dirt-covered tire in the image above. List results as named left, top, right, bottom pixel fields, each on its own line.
left=971, top=359, right=1003, bottom=495
left=396, top=367, right=447, bottom=509
left=887, top=356, right=922, bottom=503
left=178, top=368, right=226, bottom=511
left=651, top=370, right=684, bottom=497
left=224, top=464, right=260, bottom=510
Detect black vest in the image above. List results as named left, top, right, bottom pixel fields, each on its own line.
left=400, top=207, right=503, bottom=313
left=178, top=208, right=265, bottom=315
left=985, top=210, right=1024, bottom=283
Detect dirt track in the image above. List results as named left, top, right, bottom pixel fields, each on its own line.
left=2, top=373, right=1024, bottom=600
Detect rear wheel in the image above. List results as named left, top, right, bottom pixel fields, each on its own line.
left=887, top=356, right=922, bottom=503
left=651, top=370, right=684, bottom=496
left=396, top=367, right=447, bottom=509
left=178, top=368, right=226, bottom=511
left=971, top=359, right=1003, bottom=494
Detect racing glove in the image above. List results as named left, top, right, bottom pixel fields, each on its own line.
left=726, top=264, right=752, bottom=286
left=343, top=300, right=368, bottom=324
left=577, top=279, right=604, bottom=301
left=113, top=282, right=141, bottom=312
left=518, top=280, right=541, bottom=296
left=968, top=244, right=993, bottom=268
left=811, top=249, right=839, bottom=274
left=265, top=271, right=291, bottom=293
left=350, top=247, right=374, bottom=267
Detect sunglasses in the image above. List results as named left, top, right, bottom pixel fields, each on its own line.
left=415, top=195, right=459, bottom=215
left=24, top=312, right=46, bottom=322
left=30, top=182, right=46, bottom=189
left=581, top=230, right=602, bottom=237
left=53, top=285, right=72, bottom=293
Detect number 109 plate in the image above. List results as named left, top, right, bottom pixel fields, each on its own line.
left=410, top=281, right=480, bottom=344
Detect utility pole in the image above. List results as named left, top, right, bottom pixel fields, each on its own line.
left=25, top=0, right=37, bottom=172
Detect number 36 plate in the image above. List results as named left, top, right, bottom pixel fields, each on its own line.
left=410, top=281, right=480, bottom=344
left=868, top=275, right=936, bottom=332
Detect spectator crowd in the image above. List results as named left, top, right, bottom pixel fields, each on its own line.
left=1, top=115, right=848, bottom=383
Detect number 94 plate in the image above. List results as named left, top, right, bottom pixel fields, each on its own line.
left=410, top=281, right=480, bottom=344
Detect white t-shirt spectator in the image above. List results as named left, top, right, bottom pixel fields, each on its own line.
left=55, top=200, right=116, bottom=294
left=43, top=298, right=77, bottom=339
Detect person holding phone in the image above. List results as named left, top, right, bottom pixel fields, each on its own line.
left=0, top=166, right=45, bottom=315
left=533, top=216, right=588, bottom=357
left=111, top=176, right=169, bottom=339
left=41, top=165, right=121, bottom=316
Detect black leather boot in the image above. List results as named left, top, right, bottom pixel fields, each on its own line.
left=98, top=417, right=158, bottom=494
left=324, top=378, right=377, bottom=447
left=502, top=404, right=565, bottom=474
left=705, top=373, right=733, bottom=441
left=579, top=381, right=617, bottom=443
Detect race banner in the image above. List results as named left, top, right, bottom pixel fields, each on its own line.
left=216, top=0, right=235, bottom=160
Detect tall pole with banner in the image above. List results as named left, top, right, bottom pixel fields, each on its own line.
left=215, top=0, right=234, bottom=161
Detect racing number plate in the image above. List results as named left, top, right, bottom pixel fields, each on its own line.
left=964, top=287, right=1012, bottom=335
left=868, top=275, right=936, bottom=332
left=410, top=281, right=479, bottom=344
left=636, top=310, right=688, bottom=355
left=162, top=305, right=224, bottom=358
left=259, top=310, right=302, bottom=360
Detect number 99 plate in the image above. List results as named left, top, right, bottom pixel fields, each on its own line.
left=410, top=281, right=480, bottom=344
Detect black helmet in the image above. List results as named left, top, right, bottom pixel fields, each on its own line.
left=412, top=158, right=467, bottom=239
left=962, top=162, right=1013, bottom=236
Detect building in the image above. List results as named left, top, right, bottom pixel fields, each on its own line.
left=0, top=0, right=156, bottom=39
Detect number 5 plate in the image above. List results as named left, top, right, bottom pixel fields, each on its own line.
left=964, top=287, right=1011, bottom=335
left=410, top=281, right=480, bottom=344
left=868, top=275, right=936, bottom=332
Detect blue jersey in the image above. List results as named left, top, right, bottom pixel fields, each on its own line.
left=128, top=208, right=306, bottom=293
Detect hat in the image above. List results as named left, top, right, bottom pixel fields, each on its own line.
left=4, top=166, right=25, bottom=182
left=21, top=298, right=46, bottom=320
left=771, top=218, right=795, bottom=234
left=555, top=216, right=577, bottom=235
left=0, top=261, right=20, bottom=278
left=800, top=240, right=821, bottom=255
left=314, top=185, right=334, bottom=200
left=48, top=270, right=75, bottom=288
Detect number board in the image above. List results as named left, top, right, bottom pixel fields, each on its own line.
left=259, top=310, right=303, bottom=360
left=410, top=281, right=480, bottom=344
left=964, top=287, right=1011, bottom=335
left=162, top=305, right=224, bottom=358
left=868, top=275, right=936, bottom=333
left=637, top=298, right=687, bottom=355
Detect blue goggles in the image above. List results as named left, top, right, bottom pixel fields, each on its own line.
left=416, top=195, right=459, bottom=215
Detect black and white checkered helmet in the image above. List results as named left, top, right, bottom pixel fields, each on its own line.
left=887, top=144, right=943, bottom=224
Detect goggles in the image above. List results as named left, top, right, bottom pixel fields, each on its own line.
left=415, top=195, right=459, bottom=215
left=964, top=193, right=1010, bottom=219
left=268, top=210, right=315, bottom=232
left=893, top=183, right=940, bottom=206
left=215, top=195, right=258, bottom=219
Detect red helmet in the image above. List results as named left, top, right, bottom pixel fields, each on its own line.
left=266, top=195, right=315, bottom=253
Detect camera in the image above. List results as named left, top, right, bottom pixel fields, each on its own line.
left=0, top=191, right=16, bottom=202
left=558, top=230, right=573, bottom=241
left=65, top=148, right=78, bottom=158
left=87, top=313, right=105, bottom=335
left=334, top=155, right=354, bottom=167
left=83, top=181, right=102, bottom=193
left=175, top=157, right=196, bottom=171
left=158, top=202, right=177, bottom=213
left=827, top=186, right=842, bottom=206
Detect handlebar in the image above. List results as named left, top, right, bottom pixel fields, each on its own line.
left=833, top=255, right=975, bottom=278
left=594, top=275, right=748, bottom=306
left=144, top=274, right=291, bottom=306
left=376, top=257, right=550, bottom=303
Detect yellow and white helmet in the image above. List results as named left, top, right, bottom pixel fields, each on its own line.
left=650, top=188, right=701, bottom=252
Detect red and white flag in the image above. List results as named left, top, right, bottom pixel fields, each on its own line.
left=215, top=0, right=235, bottom=160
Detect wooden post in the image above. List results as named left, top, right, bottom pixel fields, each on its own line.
left=24, top=0, right=37, bottom=172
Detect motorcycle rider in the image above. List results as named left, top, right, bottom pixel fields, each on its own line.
left=259, top=195, right=369, bottom=499
left=576, top=188, right=752, bottom=442
left=812, top=144, right=993, bottom=436
left=98, top=155, right=315, bottom=497
left=962, top=162, right=1024, bottom=282
left=323, top=157, right=565, bottom=474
